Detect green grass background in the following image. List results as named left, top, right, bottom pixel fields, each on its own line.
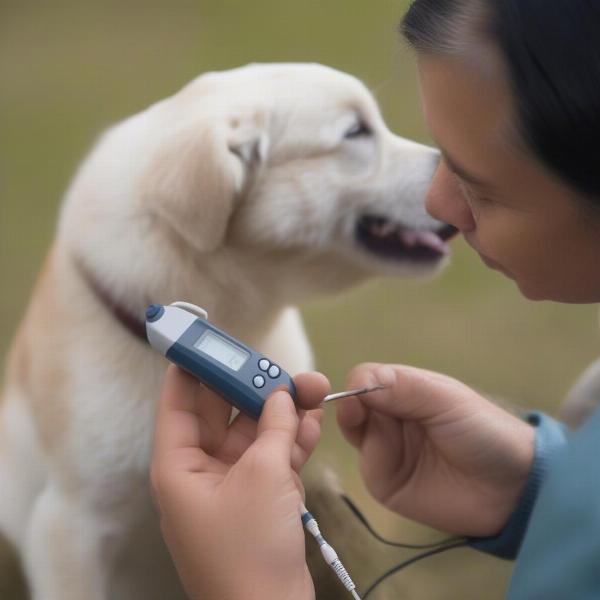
left=1, top=1, right=599, bottom=598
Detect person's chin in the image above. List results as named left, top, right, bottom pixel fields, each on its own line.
left=514, top=276, right=557, bottom=301
left=463, top=237, right=511, bottom=277
left=479, top=253, right=512, bottom=278
left=515, top=281, right=545, bottom=301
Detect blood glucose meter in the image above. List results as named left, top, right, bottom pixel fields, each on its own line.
left=145, top=301, right=297, bottom=420
left=146, top=301, right=363, bottom=599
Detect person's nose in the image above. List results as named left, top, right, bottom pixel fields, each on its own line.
left=425, top=161, right=476, bottom=233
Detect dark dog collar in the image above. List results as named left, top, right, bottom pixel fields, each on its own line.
left=73, top=255, right=148, bottom=344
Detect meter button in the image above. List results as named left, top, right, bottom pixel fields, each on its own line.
left=146, top=304, right=165, bottom=322
left=258, top=359, right=270, bottom=372
left=268, top=365, right=280, bottom=378
left=253, top=375, right=265, bottom=388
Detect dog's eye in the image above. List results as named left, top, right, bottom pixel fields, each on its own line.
left=345, top=121, right=372, bottom=139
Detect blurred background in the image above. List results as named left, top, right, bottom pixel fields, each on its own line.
left=1, top=0, right=599, bottom=598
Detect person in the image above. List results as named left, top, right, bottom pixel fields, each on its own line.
left=151, top=1, right=600, bottom=598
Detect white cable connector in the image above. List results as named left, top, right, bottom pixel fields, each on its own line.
left=300, top=503, right=361, bottom=599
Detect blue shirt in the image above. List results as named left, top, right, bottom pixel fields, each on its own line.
left=470, top=409, right=600, bottom=598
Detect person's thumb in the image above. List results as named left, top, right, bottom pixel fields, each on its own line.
left=343, top=363, right=473, bottom=424
left=255, top=391, right=299, bottom=462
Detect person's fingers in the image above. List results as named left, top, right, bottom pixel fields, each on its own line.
left=293, top=372, right=331, bottom=410
left=217, top=403, right=322, bottom=470
left=215, top=374, right=327, bottom=463
left=155, top=366, right=233, bottom=456
left=335, top=364, right=378, bottom=447
left=255, top=391, right=300, bottom=464
left=182, top=378, right=234, bottom=455
left=309, top=407, right=325, bottom=424
left=359, top=410, right=419, bottom=497
left=154, top=366, right=205, bottom=456
left=291, top=470, right=306, bottom=502
left=153, top=366, right=225, bottom=484
left=345, top=363, right=473, bottom=424
left=215, top=410, right=259, bottom=464
left=291, top=410, right=322, bottom=471
left=335, top=396, right=368, bottom=447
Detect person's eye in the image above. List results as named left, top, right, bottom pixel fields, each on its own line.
left=467, top=191, right=490, bottom=205
left=456, top=178, right=491, bottom=207
left=345, top=121, right=372, bottom=139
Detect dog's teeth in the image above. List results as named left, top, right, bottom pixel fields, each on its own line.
left=380, top=222, right=396, bottom=237
left=415, top=230, right=449, bottom=254
left=399, top=230, right=418, bottom=247
left=368, top=221, right=395, bottom=238
left=364, top=220, right=449, bottom=255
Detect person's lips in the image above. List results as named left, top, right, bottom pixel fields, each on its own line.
left=479, top=253, right=505, bottom=271
left=464, top=236, right=513, bottom=277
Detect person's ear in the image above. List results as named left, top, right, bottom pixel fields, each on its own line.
left=141, top=114, right=269, bottom=253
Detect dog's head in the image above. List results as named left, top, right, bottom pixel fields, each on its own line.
left=64, top=64, right=455, bottom=300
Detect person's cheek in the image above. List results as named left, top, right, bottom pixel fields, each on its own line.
left=477, top=218, right=522, bottom=278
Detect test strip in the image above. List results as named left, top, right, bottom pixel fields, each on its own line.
left=322, top=385, right=387, bottom=403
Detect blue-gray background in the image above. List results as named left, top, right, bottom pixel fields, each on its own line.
left=2, top=1, right=598, bottom=597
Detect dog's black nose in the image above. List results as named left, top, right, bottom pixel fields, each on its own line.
left=437, top=224, right=459, bottom=241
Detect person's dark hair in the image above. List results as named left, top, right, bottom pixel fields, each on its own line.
left=401, top=0, right=600, bottom=204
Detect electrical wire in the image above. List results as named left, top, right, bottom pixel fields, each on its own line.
left=303, top=495, right=470, bottom=599
left=301, top=503, right=361, bottom=598
left=361, top=540, right=468, bottom=599
left=340, top=495, right=469, bottom=598
left=341, top=494, right=464, bottom=549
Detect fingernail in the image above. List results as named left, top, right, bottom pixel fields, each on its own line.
left=374, top=365, right=396, bottom=388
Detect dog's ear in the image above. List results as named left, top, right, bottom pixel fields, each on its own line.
left=142, top=116, right=269, bottom=253
left=229, top=119, right=270, bottom=166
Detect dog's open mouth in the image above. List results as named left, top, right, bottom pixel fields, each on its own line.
left=356, top=215, right=458, bottom=262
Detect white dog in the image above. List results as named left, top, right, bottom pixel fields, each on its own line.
left=0, top=63, right=455, bottom=599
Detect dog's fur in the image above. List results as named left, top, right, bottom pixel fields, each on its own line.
left=0, top=63, right=448, bottom=599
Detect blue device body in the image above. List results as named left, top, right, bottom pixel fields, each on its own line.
left=146, top=303, right=296, bottom=420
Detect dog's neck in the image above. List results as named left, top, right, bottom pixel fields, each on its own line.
left=74, top=255, right=148, bottom=344
left=71, top=251, right=282, bottom=349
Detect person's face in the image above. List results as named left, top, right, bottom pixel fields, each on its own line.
left=418, top=52, right=600, bottom=303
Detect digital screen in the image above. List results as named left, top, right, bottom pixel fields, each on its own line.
left=194, top=330, right=250, bottom=372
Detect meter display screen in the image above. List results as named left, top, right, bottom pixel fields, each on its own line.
left=194, top=330, right=250, bottom=372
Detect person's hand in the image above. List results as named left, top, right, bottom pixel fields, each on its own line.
left=336, top=363, right=535, bottom=537
left=151, top=365, right=329, bottom=600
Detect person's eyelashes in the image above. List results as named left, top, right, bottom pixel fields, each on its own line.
left=455, top=176, right=492, bottom=209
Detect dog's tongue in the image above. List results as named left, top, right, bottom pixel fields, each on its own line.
left=400, top=229, right=449, bottom=255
